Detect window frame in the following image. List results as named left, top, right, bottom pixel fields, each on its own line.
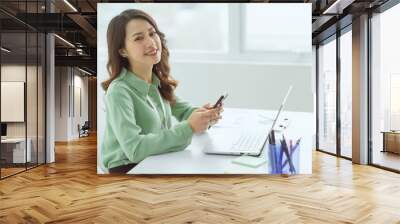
left=315, top=24, right=353, bottom=161
left=170, top=4, right=311, bottom=66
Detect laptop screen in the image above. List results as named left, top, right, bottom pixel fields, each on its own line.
left=270, top=85, right=293, bottom=132
left=256, top=85, right=293, bottom=156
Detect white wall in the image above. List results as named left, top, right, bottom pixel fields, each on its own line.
left=71, top=73, right=89, bottom=138
left=55, top=67, right=68, bottom=141
left=1, top=66, right=26, bottom=126
left=55, top=67, right=89, bottom=141
left=1, top=65, right=41, bottom=137
left=170, top=61, right=313, bottom=112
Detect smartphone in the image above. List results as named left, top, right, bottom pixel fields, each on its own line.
left=212, top=93, right=228, bottom=109
left=208, top=93, right=228, bottom=129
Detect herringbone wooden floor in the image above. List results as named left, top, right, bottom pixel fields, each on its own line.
left=1, top=134, right=400, bottom=224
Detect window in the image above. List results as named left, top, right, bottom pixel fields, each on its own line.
left=98, top=3, right=311, bottom=65
left=371, top=2, right=400, bottom=171
left=340, top=29, right=352, bottom=158
left=318, top=37, right=337, bottom=155
left=390, top=74, right=400, bottom=130
left=243, top=4, right=311, bottom=53
left=99, top=3, right=229, bottom=53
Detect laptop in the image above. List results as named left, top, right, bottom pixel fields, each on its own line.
left=203, top=85, right=293, bottom=156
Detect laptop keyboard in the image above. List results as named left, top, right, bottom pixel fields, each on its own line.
left=232, top=132, right=266, bottom=151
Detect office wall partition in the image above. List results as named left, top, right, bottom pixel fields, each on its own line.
left=370, top=2, right=400, bottom=172
left=1, top=31, right=28, bottom=177
left=0, top=1, right=47, bottom=179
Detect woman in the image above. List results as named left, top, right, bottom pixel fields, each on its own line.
left=101, top=9, right=223, bottom=174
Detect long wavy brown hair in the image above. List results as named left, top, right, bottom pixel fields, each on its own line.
left=101, top=9, right=178, bottom=103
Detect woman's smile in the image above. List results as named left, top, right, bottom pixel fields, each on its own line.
left=145, top=48, right=158, bottom=56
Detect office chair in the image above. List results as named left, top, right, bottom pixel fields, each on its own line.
left=79, top=121, right=90, bottom=138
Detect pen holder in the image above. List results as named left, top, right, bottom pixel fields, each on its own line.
left=268, top=141, right=300, bottom=175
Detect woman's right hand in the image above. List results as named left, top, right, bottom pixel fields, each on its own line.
left=187, top=108, right=220, bottom=134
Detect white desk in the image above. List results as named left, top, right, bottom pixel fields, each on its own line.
left=128, top=108, right=313, bottom=174
left=1, top=138, right=32, bottom=163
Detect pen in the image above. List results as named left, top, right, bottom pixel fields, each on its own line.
left=279, top=142, right=284, bottom=173
left=267, top=130, right=276, bottom=173
left=282, top=137, right=301, bottom=168
left=269, top=130, right=275, bottom=145
left=275, top=142, right=281, bottom=173
left=282, top=135, right=296, bottom=174
left=284, top=139, right=293, bottom=172
left=291, top=138, right=301, bottom=153
left=268, top=143, right=276, bottom=174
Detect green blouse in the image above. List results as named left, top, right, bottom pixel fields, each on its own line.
left=101, top=68, right=196, bottom=170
